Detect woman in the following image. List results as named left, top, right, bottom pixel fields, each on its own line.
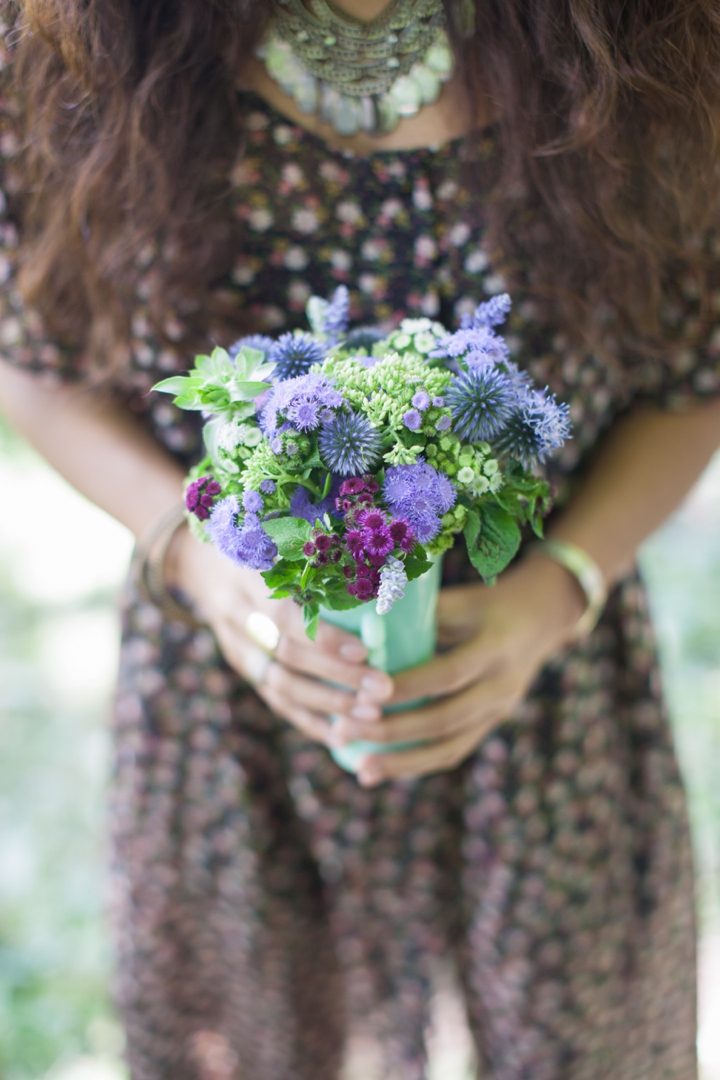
left=1, top=0, right=719, bottom=1076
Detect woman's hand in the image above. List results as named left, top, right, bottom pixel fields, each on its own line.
left=165, top=525, right=394, bottom=749
left=332, top=556, right=586, bottom=786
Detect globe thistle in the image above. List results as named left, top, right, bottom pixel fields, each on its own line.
left=376, top=555, right=408, bottom=615
left=269, top=332, right=327, bottom=381
left=228, top=334, right=275, bottom=361
left=493, top=389, right=572, bottom=467
left=446, top=367, right=516, bottom=442
left=318, top=411, right=383, bottom=476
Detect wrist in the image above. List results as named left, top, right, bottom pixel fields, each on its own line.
left=515, top=555, right=588, bottom=651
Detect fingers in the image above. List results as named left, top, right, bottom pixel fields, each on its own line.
left=275, top=631, right=393, bottom=701
left=263, top=658, right=363, bottom=719
left=259, top=682, right=338, bottom=748
left=390, top=636, right=498, bottom=706
left=336, top=674, right=515, bottom=748
left=356, top=725, right=487, bottom=785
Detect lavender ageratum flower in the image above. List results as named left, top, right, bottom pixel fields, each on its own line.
left=261, top=372, right=344, bottom=435
left=383, top=461, right=456, bottom=542
left=286, top=395, right=320, bottom=431
left=376, top=555, right=409, bottom=615
left=412, top=390, right=430, bottom=411
left=462, top=293, right=512, bottom=330
left=318, top=411, right=383, bottom=475
left=206, top=496, right=278, bottom=570
left=228, top=334, right=275, bottom=361
left=322, top=285, right=350, bottom=342
left=243, top=490, right=263, bottom=513
left=259, top=479, right=276, bottom=494
left=431, top=325, right=509, bottom=364
left=402, top=409, right=422, bottom=431
left=269, top=332, right=327, bottom=382
left=493, top=388, right=572, bottom=467
left=446, top=367, right=516, bottom=442
left=436, top=414, right=451, bottom=431
left=290, top=478, right=340, bottom=525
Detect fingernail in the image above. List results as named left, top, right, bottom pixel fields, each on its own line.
left=357, top=761, right=383, bottom=787
left=350, top=703, right=380, bottom=722
left=340, top=641, right=367, bottom=661
left=361, top=673, right=392, bottom=699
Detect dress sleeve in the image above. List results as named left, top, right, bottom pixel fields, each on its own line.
left=629, top=245, right=720, bottom=410
left=0, top=74, right=86, bottom=382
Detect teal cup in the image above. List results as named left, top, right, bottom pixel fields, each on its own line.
left=319, top=557, right=443, bottom=773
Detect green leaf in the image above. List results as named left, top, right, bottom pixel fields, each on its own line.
left=303, top=603, right=320, bottom=640
left=319, top=589, right=362, bottom=611
left=229, top=380, right=273, bottom=402
left=262, top=563, right=298, bottom=590
left=152, top=375, right=196, bottom=395
left=464, top=503, right=521, bottom=582
left=321, top=471, right=333, bottom=498
left=263, top=516, right=313, bottom=559
left=304, top=445, right=325, bottom=470
left=404, top=551, right=432, bottom=582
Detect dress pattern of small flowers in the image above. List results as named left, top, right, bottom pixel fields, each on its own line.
left=2, top=84, right=718, bottom=1080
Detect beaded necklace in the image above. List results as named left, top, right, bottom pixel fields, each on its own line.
left=258, top=0, right=454, bottom=137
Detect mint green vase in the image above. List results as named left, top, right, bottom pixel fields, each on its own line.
left=320, top=557, right=443, bottom=773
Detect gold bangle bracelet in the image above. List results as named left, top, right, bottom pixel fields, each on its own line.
left=529, top=538, right=608, bottom=640
left=134, top=504, right=202, bottom=627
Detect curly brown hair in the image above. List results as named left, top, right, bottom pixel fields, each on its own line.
left=6, top=0, right=720, bottom=369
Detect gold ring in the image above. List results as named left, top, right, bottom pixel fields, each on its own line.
left=245, top=611, right=281, bottom=654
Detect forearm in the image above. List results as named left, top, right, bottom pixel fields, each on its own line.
left=0, top=359, right=185, bottom=539
left=549, top=397, right=720, bottom=587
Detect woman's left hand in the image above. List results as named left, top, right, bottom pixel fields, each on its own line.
left=333, top=554, right=587, bottom=786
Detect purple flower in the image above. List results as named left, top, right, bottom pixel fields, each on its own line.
left=243, top=490, right=263, bottom=513
left=229, top=334, right=275, bottom=361
left=437, top=415, right=452, bottom=431
left=185, top=476, right=222, bottom=521
left=345, top=530, right=366, bottom=558
left=411, top=390, right=430, bottom=411
left=318, top=410, right=383, bottom=475
left=206, top=496, right=278, bottom=570
left=354, top=577, right=375, bottom=602
left=290, top=481, right=339, bottom=525
left=432, top=396, right=445, bottom=407
left=261, top=372, right=344, bottom=435
left=321, top=285, right=350, bottom=342
left=339, top=477, right=365, bottom=496
left=446, top=366, right=516, bottom=442
left=286, top=396, right=319, bottom=431
left=431, top=325, right=509, bottom=364
left=383, top=461, right=456, bottom=543
left=402, top=409, right=422, bottom=431
left=269, top=332, right=327, bottom=381
left=463, top=293, right=512, bottom=329
left=259, top=479, right=276, bottom=495
left=363, top=525, right=394, bottom=557
left=493, top=388, right=572, bottom=466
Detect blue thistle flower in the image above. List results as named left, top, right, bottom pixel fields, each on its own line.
left=269, top=332, right=327, bottom=381
left=318, top=411, right=383, bottom=476
left=446, top=367, right=516, bottom=442
left=493, top=389, right=572, bottom=467
left=228, top=334, right=275, bottom=360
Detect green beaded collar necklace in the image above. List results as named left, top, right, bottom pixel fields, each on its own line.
left=258, top=0, right=454, bottom=138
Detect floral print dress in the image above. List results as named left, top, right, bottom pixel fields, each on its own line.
left=3, top=81, right=719, bottom=1080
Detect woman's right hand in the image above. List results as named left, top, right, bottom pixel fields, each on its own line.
left=165, top=525, right=394, bottom=749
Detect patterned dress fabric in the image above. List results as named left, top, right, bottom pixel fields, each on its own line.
left=3, top=81, right=719, bottom=1079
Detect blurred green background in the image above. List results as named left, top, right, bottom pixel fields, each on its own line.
left=0, top=414, right=719, bottom=1080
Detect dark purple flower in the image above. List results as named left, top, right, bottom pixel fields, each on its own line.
left=362, top=511, right=386, bottom=531
left=389, top=519, right=411, bottom=545
left=367, top=554, right=386, bottom=568
left=345, top=530, right=365, bottom=557
left=343, top=565, right=355, bottom=580
left=356, top=563, right=373, bottom=578
left=402, top=409, right=422, bottom=431
left=363, top=526, right=394, bottom=557
left=355, top=578, right=375, bottom=602
left=314, top=534, right=332, bottom=552
left=363, top=478, right=380, bottom=493
left=303, top=541, right=317, bottom=557
left=186, top=476, right=222, bottom=521
left=339, top=477, right=366, bottom=496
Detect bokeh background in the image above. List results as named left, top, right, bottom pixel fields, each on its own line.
left=1, top=411, right=719, bottom=1080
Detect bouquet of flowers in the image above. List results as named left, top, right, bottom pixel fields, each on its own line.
left=153, top=288, right=570, bottom=639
